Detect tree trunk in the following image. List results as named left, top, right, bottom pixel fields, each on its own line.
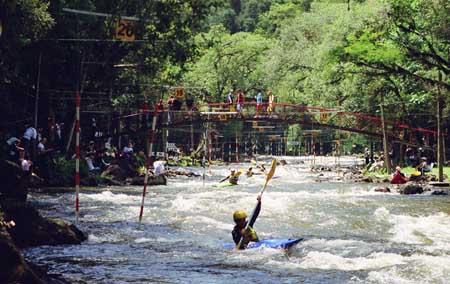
left=437, top=72, right=444, bottom=182
left=380, top=97, right=393, bottom=173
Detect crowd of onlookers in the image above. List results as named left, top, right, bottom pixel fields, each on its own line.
left=2, top=119, right=152, bottom=183
left=4, top=122, right=61, bottom=179
left=362, top=145, right=434, bottom=184
left=225, top=89, right=276, bottom=115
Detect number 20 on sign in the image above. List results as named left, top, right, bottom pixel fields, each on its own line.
left=115, top=19, right=135, bottom=41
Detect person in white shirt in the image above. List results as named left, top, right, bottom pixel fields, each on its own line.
left=85, top=154, right=100, bottom=172
left=37, top=137, right=46, bottom=154
left=23, top=124, right=37, bottom=157
left=153, top=160, right=166, bottom=176
left=21, top=157, right=32, bottom=173
left=122, top=141, right=134, bottom=158
left=105, top=137, right=112, bottom=150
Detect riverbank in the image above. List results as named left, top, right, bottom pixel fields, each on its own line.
left=32, top=154, right=208, bottom=188
left=0, top=160, right=87, bottom=284
left=364, top=166, right=450, bottom=181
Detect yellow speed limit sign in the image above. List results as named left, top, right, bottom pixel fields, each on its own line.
left=115, top=19, right=135, bottom=41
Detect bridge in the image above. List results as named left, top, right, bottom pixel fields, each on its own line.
left=149, top=102, right=437, bottom=149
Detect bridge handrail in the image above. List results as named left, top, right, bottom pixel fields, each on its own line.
left=117, top=101, right=437, bottom=136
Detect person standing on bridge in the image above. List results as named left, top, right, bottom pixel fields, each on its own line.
left=167, top=95, right=175, bottom=124
left=236, top=89, right=245, bottom=113
left=267, top=90, right=275, bottom=115
left=156, top=99, right=165, bottom=125
left=227, top=89, right=234, bottom=112
left=255, top=90, right=263, bottom=115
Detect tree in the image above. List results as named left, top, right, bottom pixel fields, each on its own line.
left=340, top=0, right=450, bottom=90
left=0, top=0, right=54, bottom=124
left=184, top=25, right=272, bottom=100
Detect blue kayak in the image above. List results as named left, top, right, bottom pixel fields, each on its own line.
left=223, top=238, right=303, bottom=250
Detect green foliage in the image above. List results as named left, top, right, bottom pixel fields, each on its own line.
left=257, top=2, right=304, bottom=35
left=184, top=25, right=272, bottom=100
left=344, top=30, right=404, bottom=64
left=51, top=156, right=88, bottom=186
left=1, top=0, right=449, bottom=155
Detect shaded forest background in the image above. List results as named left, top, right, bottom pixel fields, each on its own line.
left=0, top=0, right=449, bottom=149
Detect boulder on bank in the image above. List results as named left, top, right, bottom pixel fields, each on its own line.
left=1, top=200, right=86, bottom=248
left=80, top=175, right=99, bottom=187
left=0, top=160, right=28, bottom=202
left=432, top=190, right=448, bottom=195
left=0, top=160, right=85, bottom=283
left=374, top=187, right=391, bottom=193
left=101, top=164, right=127, bottom=181
left=399, top=183, right=424, bottom=195
left=129, top=175, right=167, bottom=186
left=0, top=226, right=43, bottom=284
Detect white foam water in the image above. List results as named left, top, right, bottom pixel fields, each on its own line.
left=25, top=157, right=450, bottom=283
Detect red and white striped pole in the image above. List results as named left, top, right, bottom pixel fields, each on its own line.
left=75, top=91, right=81, bottom=223
left=139, top=111, right=158, bottom=223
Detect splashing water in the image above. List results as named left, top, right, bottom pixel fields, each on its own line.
left=25, top=156, right=450, bottom=283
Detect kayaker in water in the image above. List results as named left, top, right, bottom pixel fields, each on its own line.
left=257, top=164, right=266, bottom=174
left=246, top=167, right=254, bottom=177
left=221, top=169, right=240, bottom=185
left=232, top=195, right=261, bottom=249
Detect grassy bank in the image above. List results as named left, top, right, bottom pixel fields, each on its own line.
left=364, top=166, right=450, bottom=181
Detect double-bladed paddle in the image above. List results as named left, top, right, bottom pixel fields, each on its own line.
left=236, top=158, right=277, bottom=250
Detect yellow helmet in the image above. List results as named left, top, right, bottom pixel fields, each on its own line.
left=233, top=210, right=247, bottom=222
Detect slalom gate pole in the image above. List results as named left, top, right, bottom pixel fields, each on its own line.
left=139, top=112, right=158, bottom=223
left=75, top=91, right=81, bottom=223
left=203, top=132, right=207, bottom=187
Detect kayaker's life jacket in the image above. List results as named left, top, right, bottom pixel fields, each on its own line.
left=229, top=173, right=239, bottom=184
left=232, top=225, right=259, bottom=249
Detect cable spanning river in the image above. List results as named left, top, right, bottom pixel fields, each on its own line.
left=26, top=157, right=450, bottom=283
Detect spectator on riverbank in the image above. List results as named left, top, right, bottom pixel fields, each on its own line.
left=86, top=141, right=96, bottom=157
left=153, top=159, right=166, bottom=176
left=0, top=219, right=15, bottom=228
left=47, top=117, right=55, bottom=144
left=405, top=147, right=414, bottom=166
left=37, top=137, right=49, bottom=155
left=417, top=157, right=432, bottom=175
left=37, top=127, right=44, bottom=142
left=85, top=154, right=100, bottom=173
left=23, top=124, right=37, bottom=159
left=391, top=166, right=408, bottom=184
left=36, top=137, right=53, bottom=182
left=21, top=155, right=32, bottom=173
left=364, top=147, right=370, bottom=165
left=122, top=141, right=134, bottom=159
left=55, top=122, right=64, bottom=150
left=6, top=137, right=23, bottom=162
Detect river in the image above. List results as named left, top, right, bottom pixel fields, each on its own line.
left=25, top=156, right=450, bottom=283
